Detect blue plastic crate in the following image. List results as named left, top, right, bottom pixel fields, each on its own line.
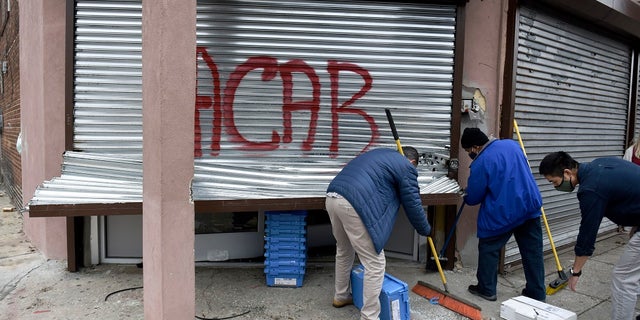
left=264, top=265, right=306, bottom=275
left=265, top=272, right=305, bottom=287
left=265, top=228, right=307, bottom=236
left=351, top=265, right=410, bottom=320
left=265, top=221, right=306, bottom=230
left=265, top=210, right=307, bottom=222
left=265, top=219, right=307, bottom=227
left=264, top=251, right=307, bottom=260
left=264, top=236, right=307, bottom=245
left=264, top=258, right=306, bottom=268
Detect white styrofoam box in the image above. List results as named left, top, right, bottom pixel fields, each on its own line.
left=500, top=296, right=577, bottom=320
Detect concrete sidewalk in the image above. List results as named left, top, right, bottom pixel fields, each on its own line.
left=1, top=192, right=638, bottom=319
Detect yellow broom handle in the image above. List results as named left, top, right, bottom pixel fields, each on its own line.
left=428, top=236, right=447, bottom=286
left=513, top=120, right=563, bottom=272
left=395, top=140, right=404, bottom=155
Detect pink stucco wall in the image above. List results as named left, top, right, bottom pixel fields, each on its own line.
left=19, top=0, right=67, bottom=259
left=455, top=0, right=508, bottom=265
left=141, top=1, right=197, bottom=318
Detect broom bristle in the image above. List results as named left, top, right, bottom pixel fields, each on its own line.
left=546, top=281, right=568, bottom=295
left=412, top=282, right=483, bottom=320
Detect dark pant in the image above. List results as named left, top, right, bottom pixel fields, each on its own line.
left=477, top=217, right=546, bottom=301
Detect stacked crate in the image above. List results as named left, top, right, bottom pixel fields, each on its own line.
left=263, top=210, right=307, bottom=287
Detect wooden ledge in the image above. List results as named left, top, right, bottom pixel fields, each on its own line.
left=28, top=193, right=462, bottom=217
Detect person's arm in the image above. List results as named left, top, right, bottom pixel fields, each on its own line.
left=574, top=191, right=606, bottom=257
left=399, top=170, right=431, bottom=236
left=567, top=255, right=588, bottom=291
left=568, top=191, right=606, bottom=291
left=463, top=164, right=488, bottom=206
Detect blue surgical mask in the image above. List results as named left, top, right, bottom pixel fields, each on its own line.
left=555, top=175, right=575, bottom=192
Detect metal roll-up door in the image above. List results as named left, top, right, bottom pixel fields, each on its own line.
left=636, top=65, right=640, bottom=138
left=192, top=0, right=459, bottom=200
left=31, top=0, right=459, bottom=206
left=505, top=6, right=631, bottom=264
left=74, top=0, right=143, bottom=154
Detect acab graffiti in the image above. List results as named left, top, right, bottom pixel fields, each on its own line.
left=195, top=47, right=379, bottom=158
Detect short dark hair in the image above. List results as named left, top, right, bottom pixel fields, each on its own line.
left=402, top=146, right=419, bottom=162
left=539, top=151, right=578, bottom=177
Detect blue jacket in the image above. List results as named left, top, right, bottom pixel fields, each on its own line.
left=464, top=139, right=542, bottom=238
left=327, top=148, right=431, bottom=253
left=574, top=158, right=640, bottom=256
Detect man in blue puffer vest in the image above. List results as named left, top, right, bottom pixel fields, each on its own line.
left=326, top=146, right=431, bottom=320
left=461, top=127, right=546, bottom=302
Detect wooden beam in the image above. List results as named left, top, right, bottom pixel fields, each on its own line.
left=29, top=202, right=143, bottom=217
left=28, top=193, right=461, bottom=217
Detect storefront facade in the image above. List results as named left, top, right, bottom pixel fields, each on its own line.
left=17, top=0, right=640, bottom=316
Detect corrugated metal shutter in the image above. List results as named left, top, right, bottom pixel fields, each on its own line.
left=505, top=6, right=630, bottom=264
left=637, top=65, right=640, bottom=138
left=74, top=0, right=143, bottom=153
left=30, top=0, right=460, bottom=205
left=192, top=0, right=459, bottom=200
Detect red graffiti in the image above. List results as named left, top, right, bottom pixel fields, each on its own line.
left=195, top=46, right=378, bottom=158
left=223, top=56, right=281, bottom=151
left=195, top=47, right=222, bottom=157
left=327, top=60, right=378, bottom=157
left=280, top=59, right=320, bottom=151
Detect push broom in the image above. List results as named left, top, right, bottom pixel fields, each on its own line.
left=513, top=119, right=568, bottom=295
left=426, top=201, right=465, bottom=272
left=385, top=108, right=483, bottom=320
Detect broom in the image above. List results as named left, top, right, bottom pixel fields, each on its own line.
left=513, top=119, right=568, bottom=295
left=385, top=108, right=483, bottom=320
left=426, top=202, right=465, bottom=271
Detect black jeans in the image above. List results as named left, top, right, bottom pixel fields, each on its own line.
left=477, top=216, right=546, bottom=301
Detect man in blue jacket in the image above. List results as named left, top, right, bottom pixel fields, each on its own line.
left=326, top=146, right=431, bottom=320
left=461, top=128, right=546, bottom=302
left=539, top=151, right=640, bottom=320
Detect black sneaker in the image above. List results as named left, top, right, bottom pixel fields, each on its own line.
left=468, top=284, right=497, bottom=301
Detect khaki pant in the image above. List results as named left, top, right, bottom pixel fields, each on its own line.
left=326, top=196, right=385, bottom=320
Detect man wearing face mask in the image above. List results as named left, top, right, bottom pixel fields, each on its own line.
left=461, top=127, right=546, bottom=302
left=539, top=151, right=640, bottom=320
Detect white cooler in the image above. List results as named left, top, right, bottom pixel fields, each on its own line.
left=500, top=295, right=577, bottom=320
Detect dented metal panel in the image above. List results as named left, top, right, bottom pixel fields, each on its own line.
left=30, top=0, right=460, bottom=207
left=193, top=0, right=458, bottom=200
left=29, top=152, right=142, bottom=205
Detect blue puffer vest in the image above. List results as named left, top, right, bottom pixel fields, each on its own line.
left=327, top=148, right=431, bottom=253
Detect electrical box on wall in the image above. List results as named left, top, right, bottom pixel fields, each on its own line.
left=461, top=98, right=480, bottom=113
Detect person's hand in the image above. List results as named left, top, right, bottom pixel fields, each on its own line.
left=568, top=275, right=580, bottom=291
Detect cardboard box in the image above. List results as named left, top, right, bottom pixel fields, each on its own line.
left=351, top=265, right=410, bottom=320
left=500, top=296, right=577, bottom=320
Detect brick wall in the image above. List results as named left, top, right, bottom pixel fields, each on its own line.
left=0, top=0, right=22, bottom=209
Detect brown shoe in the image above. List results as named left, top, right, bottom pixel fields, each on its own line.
left=332, top=297, right=353, bottom=308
